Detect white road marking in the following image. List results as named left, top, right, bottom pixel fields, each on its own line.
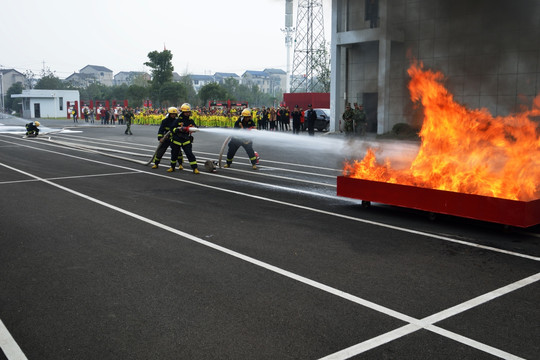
left=321, top=272, right=539, bottom=359
left=0, top=171, right=140, bottom=185
left=2, top=135, right=538, bottom=262
left=0, top=160, right=535, bottom=360
left=0, top=318, right=27, bottom=360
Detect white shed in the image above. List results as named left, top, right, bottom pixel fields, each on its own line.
left=11, top=89, right=80, bottom=119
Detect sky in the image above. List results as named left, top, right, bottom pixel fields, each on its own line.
left=1, top=0, right=331, bottom=79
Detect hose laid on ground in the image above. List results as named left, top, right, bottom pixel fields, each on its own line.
left=218, top=136, right=231, bottom=168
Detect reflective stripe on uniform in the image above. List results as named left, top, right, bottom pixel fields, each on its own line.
left=172, top=140, right=191, bottom=146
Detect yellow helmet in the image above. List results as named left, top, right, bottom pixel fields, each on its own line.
left=180, top=103, right=191, bottom=112
left=168, top=107, right=179, bottom=114
left=241, top=108, right=252, bottom=117
left=34, top=121, right=41, bottom=127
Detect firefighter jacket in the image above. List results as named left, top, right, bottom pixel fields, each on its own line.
left=26, top=122, right=39, bottom=134
left=171, top=115, right=197, bottom=145
left=157, top=115, right=177, bottom=140
left=233, top=117, right=256, bottom=144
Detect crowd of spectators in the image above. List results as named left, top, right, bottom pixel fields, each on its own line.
left=74, top=104, right=317, bottom=132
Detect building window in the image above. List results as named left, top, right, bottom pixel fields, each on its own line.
left=59, top=97, right=63, bottom=111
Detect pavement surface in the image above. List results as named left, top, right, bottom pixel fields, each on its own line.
left=0, top=117, right=539, bottom=360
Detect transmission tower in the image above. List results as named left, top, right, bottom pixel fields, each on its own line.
left=290, top=0, right=327, bottom=93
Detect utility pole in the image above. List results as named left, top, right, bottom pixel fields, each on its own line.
left=281, top=0, right=295, bottom=93
left=0, top=69, right=4, bottom=114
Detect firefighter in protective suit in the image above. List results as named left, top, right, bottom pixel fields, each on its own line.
left=152, top=107, right=183, bottom=169
left=25, top=121, right=40, bottom=136
left=224, top=108, right=258, bottom=170
left=169, top=103, right=200, bottom=174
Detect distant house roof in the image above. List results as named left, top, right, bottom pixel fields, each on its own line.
left=243, top=70, right=268, bottom=77
left=172, top=72, right=182, bottom=81
left=264, top=68, right=287, bottom=75
left=80, top=65, right=113, bottom=73
left=66, top=72, right=96, bottom=80
left=0, top=68, right=24, bottom=76
left=190, top=75, right=215, bottom=81
left=214, top=72, right=239, bottom=78
left=114, top=71, right=149, bottom=78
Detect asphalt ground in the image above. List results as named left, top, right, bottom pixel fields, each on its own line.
left=0, top=118, right=539, bottom=360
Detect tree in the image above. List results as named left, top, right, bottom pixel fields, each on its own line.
left=159, top=82, right=187, bottom=107
left=144, top=49, right=174, bottom=106
left=313, top=42, right=331, bottom=92
left=85, top=82, right=110, bottom=102
left=111, top=84, right=129, bottom=102
left=4, top=82, right=23, bottom=113
left=178, top=74, right=198, bottom=106
left=34, top=68, right=65, bottom=90
left=198, top=83, right=228, bottom=105
left=127, top=85, right=149, bottom=107
left=23, top=70, right=35, bottom=89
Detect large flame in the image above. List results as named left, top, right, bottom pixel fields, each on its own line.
left=344, top=62, right=540, bottom=201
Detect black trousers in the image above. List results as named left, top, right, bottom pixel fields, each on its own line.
left=170, top=141, right=197, bottom=169
left=226, top=139, right=257, bottom=165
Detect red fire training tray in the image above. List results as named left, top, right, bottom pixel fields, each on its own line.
left=337, top=176, right=540, bottom=228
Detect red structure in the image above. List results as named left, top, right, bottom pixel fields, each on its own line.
left=337, top=177, right=540, bottom=228
left=282, top=92, right=329, bottom=109
left=208, top=100, right=248, bottom=110
left=66, top=101, right=79, bottom=119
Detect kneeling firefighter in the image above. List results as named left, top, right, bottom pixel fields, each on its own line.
left=224, top=108, right=258, bottom=170
left=152, top=107, right=183, bottom=169
left=25, top=121, right=40, bottom=136
left=170, top=103, right=200, bottom=174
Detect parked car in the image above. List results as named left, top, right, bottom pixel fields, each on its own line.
left=302, top=108, right=330, bottom=132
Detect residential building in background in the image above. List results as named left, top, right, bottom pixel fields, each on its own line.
left=114, top=71, right=151, bottom=86
left=79, top=65, right=113, bottom=86
left=189, top=74, right=215, bottom=93
left=65, top=72, right=98, bottom=88
left=0, top=69, right=25, bottom=93
left=242, top=68, right=287, bottom=96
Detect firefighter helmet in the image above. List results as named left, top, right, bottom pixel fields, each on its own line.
left=168, top=107, right=179, bottom=114
left=180, top=103, right=191, bottom=112
left=34, top=121, right=41, bottom=127
left=241, top=108, right=252, bottom=117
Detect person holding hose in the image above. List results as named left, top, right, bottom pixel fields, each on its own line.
left=224, top=108, right=258, bottom=170
left=152, top=107, right=182, bottom=169
left=25, top=121, right=40, bottom=136
left=170, top=103, right=200, bottom=174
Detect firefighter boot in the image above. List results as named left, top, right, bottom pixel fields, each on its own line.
left=252, top=164, right=258, bottom=170
left=167, top=167, right=175, bottom=173
left=193, top=168, right=200, bottom=174
left=178, top=164, right=184, bottom=170
left=152, top=164, right=159, bottom=169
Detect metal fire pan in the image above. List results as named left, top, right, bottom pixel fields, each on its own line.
left=337, top=176, right=540, bottom=228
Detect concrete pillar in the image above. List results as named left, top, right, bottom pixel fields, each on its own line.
left=330, top=0, right=342, bottom=132
left=377, top=37, right=391, bottom=134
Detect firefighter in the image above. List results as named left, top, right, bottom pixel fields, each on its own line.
left=169, top=103, right=200, bottom=174
left=25, top=121, right=40, bottom=136
left=152, top=107, right=182, bottom=169
left=224, top=108, right=258, bottom=170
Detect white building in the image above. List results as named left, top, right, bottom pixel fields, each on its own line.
left=11, top=89, right=80, bottom=119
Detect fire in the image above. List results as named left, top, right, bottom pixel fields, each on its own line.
left=344, top=62, right=540, bottom=201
